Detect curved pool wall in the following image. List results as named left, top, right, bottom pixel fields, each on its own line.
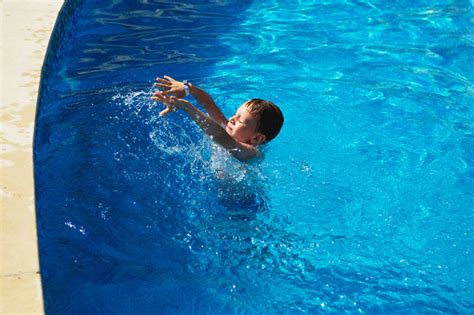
left=35, top=0, right=473, bottom=314
left=1, top=0, right=62, bottom=313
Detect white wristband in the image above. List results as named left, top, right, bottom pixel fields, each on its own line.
left=183, top=80, right=190, bottom=96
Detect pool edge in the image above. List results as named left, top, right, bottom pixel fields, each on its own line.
left=0, top=1, right=63, bottom=314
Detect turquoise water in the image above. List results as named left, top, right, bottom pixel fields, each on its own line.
left=35, top=0, right=473, bottom=313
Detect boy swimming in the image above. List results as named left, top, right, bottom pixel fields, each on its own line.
left=151, top=75, right=284, bottom=161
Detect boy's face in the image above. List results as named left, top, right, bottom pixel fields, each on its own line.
left=226, top=102, right=265, bottom=145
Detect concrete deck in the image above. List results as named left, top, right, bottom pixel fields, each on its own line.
left=1, top=0, right=63, bottom=313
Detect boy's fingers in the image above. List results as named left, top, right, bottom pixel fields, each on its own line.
left=152, top=90, right=165, bottom=97
left=154, top=83, right=169, bottom=89
left=161, top=89, right=176, bottom=95
left=151, top=94, right=166, bottom=101
left=159, top=108, right=172, bottom=116
left=163, top=75, right=175, bottom=82
left=155, top=77, right=169, bottom=82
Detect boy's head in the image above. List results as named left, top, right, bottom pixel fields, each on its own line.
left=226, top=99, right=284, bottom=146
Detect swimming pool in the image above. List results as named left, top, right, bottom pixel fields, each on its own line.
left=34, top=0, right=473, bottom=313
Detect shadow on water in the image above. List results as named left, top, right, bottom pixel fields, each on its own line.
left=34, top=1, right=273, bottom=313
left=36, top=88, right=273, bottom=313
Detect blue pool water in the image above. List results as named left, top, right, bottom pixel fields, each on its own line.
left=34, top=0, right=473, bottom=313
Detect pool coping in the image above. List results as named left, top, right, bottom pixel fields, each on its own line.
left=1, top=1, right=63, bottom=313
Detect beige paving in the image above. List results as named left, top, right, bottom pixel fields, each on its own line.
left=1, top=0, right=63, bottom=313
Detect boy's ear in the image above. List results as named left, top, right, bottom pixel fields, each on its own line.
left=251, top=133, right=266, bottom=145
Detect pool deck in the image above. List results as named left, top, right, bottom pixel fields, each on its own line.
left=1, top=0, right=63, bottom=313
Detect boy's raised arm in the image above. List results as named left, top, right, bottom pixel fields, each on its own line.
left=151, top=92, right=258, bottom=161
left=155, top=76, right=228, bottom=126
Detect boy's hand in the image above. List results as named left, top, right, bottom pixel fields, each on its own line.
left=151, top=91, right=191, bottom=116
left=154, top=75, right=187, bottom=98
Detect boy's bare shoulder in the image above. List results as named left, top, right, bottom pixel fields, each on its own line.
left=228, top=143, right=261, bottom=161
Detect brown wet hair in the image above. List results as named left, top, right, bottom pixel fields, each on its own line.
left=245, top=99, right=284, bottom=143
